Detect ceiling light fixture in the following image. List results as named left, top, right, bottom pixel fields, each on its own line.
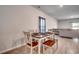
left=38, top=6, right=40, bottom=8
left=59, top=5, right=63, bottom=7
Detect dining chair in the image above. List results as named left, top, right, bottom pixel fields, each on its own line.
left=43, top=37, right=58, bottom=54
left=23, top=31, right=38, bottom=54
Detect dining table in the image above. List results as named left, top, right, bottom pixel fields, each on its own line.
left=32, top=32, right=54, bottom=54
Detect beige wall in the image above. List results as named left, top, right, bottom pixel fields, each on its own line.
left=0, top=5, right=57, bottom=53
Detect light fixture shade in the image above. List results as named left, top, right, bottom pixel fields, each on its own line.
left=59, top=5, right=63, bottom=7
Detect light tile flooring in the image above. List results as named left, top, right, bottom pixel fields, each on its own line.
left=4, top=36, right=79, bottom=54
left=55, top=37, right=79, bottom=54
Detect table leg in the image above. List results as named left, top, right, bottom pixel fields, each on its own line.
left=38, top=39, right=41, bottom=54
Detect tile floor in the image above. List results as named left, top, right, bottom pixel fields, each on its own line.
left=4, top=35, right=79, bottom=54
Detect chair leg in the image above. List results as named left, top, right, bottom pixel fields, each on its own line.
left=51, top=47, right=53, bottom=54
left=54, top=41, right=58, bottom=53
left=36, top=47, right=38, bottom=54
left=50, top=47, right=53, bottom=54
left=43, top=45, right=47, bottom=54
left=25, top=44, right=27, bottom=53
left=30, top=47, right=32, bottom=54
left=43, top=45, right=45, bottom=54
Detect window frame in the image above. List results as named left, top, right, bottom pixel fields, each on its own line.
left=39, top=16, right=46, bottom=34
left=72, top=23, right=79, bottom=29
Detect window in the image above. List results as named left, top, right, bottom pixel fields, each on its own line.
left=39, top=16, right=46, bottom=34
left=72, top=23, right=79, bottom=29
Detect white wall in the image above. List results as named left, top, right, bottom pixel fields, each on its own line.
left=58, top=19, right=79, bottom=29
left=0, top=5, right=57, bottom=53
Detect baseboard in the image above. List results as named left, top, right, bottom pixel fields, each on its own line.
left=0, top=43, right=26, bottom=54
left=60, top=36, right=72, bottom=39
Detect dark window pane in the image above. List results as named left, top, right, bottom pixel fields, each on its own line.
left=39, top=16, right=46, bottom=34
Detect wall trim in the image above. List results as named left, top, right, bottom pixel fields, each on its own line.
left=0, top=43, right=26, bottom=54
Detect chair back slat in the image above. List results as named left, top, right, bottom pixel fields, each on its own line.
left=23, top=31, right=32, bottom=43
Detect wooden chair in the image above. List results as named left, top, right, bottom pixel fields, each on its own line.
left=23, top=31, right=38, bottom=54
left=43, top=37, right=58, bottom=54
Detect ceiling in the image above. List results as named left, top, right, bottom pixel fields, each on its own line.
left=33, top=5, right=79, bottom=20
